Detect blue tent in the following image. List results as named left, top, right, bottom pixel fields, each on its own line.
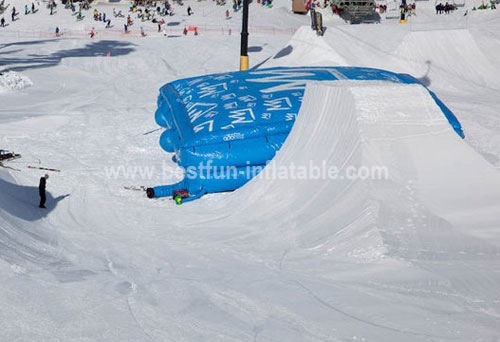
left=148, top=66, right=464, bottom=202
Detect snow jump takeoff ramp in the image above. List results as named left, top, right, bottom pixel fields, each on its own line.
left=148, top=66, right=463, bottom=203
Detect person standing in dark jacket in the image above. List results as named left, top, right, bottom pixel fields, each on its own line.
left=39, top=174, right=49, bottom=208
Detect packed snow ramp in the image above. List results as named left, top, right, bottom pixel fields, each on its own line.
left=220, top=81, right=500, bottom=340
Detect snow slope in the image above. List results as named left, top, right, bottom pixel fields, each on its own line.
left=1, top=0, right=500, bottom=340
left=228, top=81, right=500, bottom=339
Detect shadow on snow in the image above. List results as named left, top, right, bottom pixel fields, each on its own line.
left=0, top=176, right=69, bottom=221
left=0, top=39, right=136, bottom=72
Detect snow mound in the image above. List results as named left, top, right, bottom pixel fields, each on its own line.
left=0, top=71, right=34, bottom=93
left=266, top=26, right=347, bottom=67
left=394, top=29, right=500, bottom=90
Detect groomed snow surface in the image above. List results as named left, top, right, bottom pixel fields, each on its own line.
left=1, top=0, right=500, bottom=340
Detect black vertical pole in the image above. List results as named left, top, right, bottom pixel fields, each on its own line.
left=240, top=0, right=249, bottom=70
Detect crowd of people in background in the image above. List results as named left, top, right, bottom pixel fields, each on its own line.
left=124, top=0, right=175, bottom=34
left=0, top=0, right=182, bottom=35
left=0, top=0, right=39, bottom=25
left=0, top=0, right=61, bottom=28
left=2, top=0, right=492, bottom=37
left=0, top=0, right=277, bottom=36
left=435, top=2, right=456, bottom=14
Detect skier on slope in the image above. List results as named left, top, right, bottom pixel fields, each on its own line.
left=39, top=174, right=49, bottom=208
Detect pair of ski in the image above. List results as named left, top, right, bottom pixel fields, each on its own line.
left=2, top=152, right=59, bottom=169
left=27, top=165, right=61, bottom=172
left=123, top=185, right=147, bottom=191
left=2, top=165, right=61, bottom=172
left=0, top=160, right=61, bottom=173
